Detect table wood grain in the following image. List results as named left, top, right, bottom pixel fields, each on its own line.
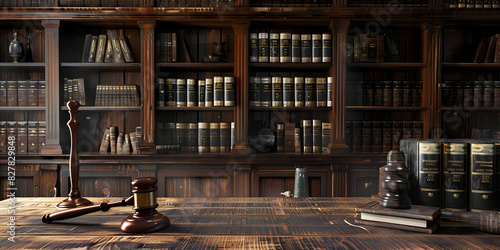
left=1, top=197, right=499, bottom=249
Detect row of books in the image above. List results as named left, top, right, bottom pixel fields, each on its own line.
left=275, top=120, right=331, bottom=154
left=349, top=0, right=428, bottom=6
left=0, top=0, right=53, bottom=6
left=442, top=80, right=500, bottom=107
left=249, top=32, right=332, bottom=63
left=346, top=120, right=423, bottom=154
left=346, top=31, right=400, bottom=63
left=156, top=32, right=178, bottom=63
left=99, top=126, right=140, bottom=154
left=472, top=34, right=500, bottom=63
left=0, top=80, right=45, bottom=107
left=155, top=122, right=235, bottom=154
left=157, top=0, right=235, bottom=7
left=59, top=0, right=140, bottom=7
left=401, top=139, right=500, bottom=212
left=0, top=121, right=46, bottom=155
left=249, top=76, right=332, bottom=108
left=445, top=0, right=500, bottom=8
left=347, top=80, right=422, bottom=107
left=82, top=31, right=134, bottom=63
left=250, top=0, right=332, bottom=6
left=63, top=78, right=86, bottom=106
left=157, top=76, right=235, bottom=107
left=95, top=85, right=140, bottom=106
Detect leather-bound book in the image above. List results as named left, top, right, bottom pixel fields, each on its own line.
left=17, top=81, right=28, bottom=106
left=198, top=80, right=206, bottom=107
left=322, top=33, right=332, bottom=63
left=213, top=76, right=224, bottom=107
left=316, top=77, right=327, bottom=107
left=305, top=77, right=316, bottom=108
left=7, top=81, right=17, bottom=106
left=219, top=122, right=231, bottom=153
left=17, top=121, right=28, bottom=154
left=176, top=79, right=187, bottom=107
left=271, top=76, right=283, bottom=107
left=187, top=123, right=198, bottom=153
left=443, top=142, right=468, bottom=211
left=187, top=79, right=197, bottom=107
left=0, top=81, right=6, bottom=106
left=470, top=143, right=496, bottom=211
left=258, top=32, right=269, bottom=63
left=269, top=33, right=280, bottom=63
left=301, top=120, right=312, bottom=153
left=260, top=77, right=271, bottom=107
left=224, top=76, right=235, bottom=107
left=312, top=34, right=322, bottom=63
left=276, top=123, right=284, bottom=152
left=205, top=78, right=214, bottom=107
left=249, top=33, right=258, bottom=63
left=280, top=33, right=292, bottom=63
left=209, top=122, right=220, bottom=153
left=294, top=77, right=305, bottom=107
left=301, top=34, right=312, bottom=63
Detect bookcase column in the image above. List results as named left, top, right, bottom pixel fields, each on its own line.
left=41, top=20, right=62, bottom=155
left=329, top=20, right=350, bottom=154
left=232, top=20, right=252, bottom=154
left=430, top=23, right=443, bottom=138
left=138, top=20, right=156, bottom=154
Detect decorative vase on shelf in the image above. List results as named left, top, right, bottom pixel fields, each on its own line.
left=9, top=32, right=24, bottom=63
left=24, top=35, right=33, bottom=63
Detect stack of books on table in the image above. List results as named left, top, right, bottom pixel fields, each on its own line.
left=355, top=201, right=440, bottom=234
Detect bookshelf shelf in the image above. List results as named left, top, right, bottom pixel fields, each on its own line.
left=60, top=62, right=141, bottom=71
left=156, top=62, right=233, bottom=70
left=441, top=62, right=500, bottom=69
left=156, top=106, right=234, bottom=111
left=0, top=62, right=45, bottom=68
left=250, top=107, right=331, bottom=111
left=346, top=106, right=428, bottom=111
left=60, top=106, right=141, bottom=111
left=347, top=62, right=427, bottom=69
left=0, top=106, right=45, bottom=111
left=249, top=62, right=332, bottom=70
left=440, top=106, right=500, bottom=111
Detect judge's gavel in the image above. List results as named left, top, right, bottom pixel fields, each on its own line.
left=42, top=177, right=170, bottom=233
left=441, top=210, right=500, bottom=234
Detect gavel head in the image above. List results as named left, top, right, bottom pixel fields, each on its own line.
left=120, top=177, right=170, bottom=233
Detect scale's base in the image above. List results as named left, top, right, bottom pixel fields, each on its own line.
left=57, top=196, right=93, bottom=209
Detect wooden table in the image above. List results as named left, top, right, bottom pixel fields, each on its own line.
left=2, top=197, right=499, bottom=249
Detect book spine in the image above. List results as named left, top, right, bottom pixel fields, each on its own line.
left=224, top=76, right=235, bottom=107
left=373, top=81, right=383, bottom=106
left=260, top=77, right=272, bottom=107
left=258, top=32, right=269, bottom=63
left=393, top=81, right=403, bottom=107
left=176, top=123, right=187, bottom=152
left=292, top=34, right=301, bottom=63
left=0, top=122, right=7, bottom=154
left=305, top=77, right=316, bottom=107
left=209, top=122, right=220, bottom=153
left=371, top=121, right=383, bottom=154
left=312, top=119, right=322, bottom=153
left=282, top=77, right=294, bottom=107
left=81, top=34, right=93, bottom=63
left=470, top=143, right=496, bottom=211
left=187, top=123, right=198, bottom=153
left=321, top=122, right=330, bottom=153
left=119, top=36, right=134, bottom=63
left=198, top=80, right=206, bottom=107
left=276, top=123, right=284, bottom=152
left=280, top=33, right=292, bottom=63
left=473, top=81, right=484, bottom=108
left=383, top=81, right=393, bottom=107
left=116, top=132, right=124, bottom=154
left=271, top=76, right=283, bottom=107
left=316, top=77, right=327, bottom=107
left=124, top=134, right=131, bottom=154
left=403, top=81, right=412, bottom=107
left=345, top=121, right=353, bottom=152
left=38, top=121, right=46, bottom=151
left=6, top=81, right=17, bottom=106
left=17, top=81, right=28, bottom=106
left=327, top=77, right=332, bottom=107
left=163, top=123, right=176, bottom=153
left=0, top=81, right=6, bottom=106
left=88, top=36, right=98, bottom=63
left=219, top=122, right=231, bottom=153
left=205, top=78, right=214, bottom=107
left=249, top=77, right=261, bottom=107
left=294, top=127, right=301, bottom=153
left=186, top=79, right=197, bottom=107
left=249, top=33, right=258, bottom=63
left=494, top=81, right=500, bottom=107
left=166, top=78, right=176, bottom=107
left=109, top=126, right=117, bottom=154
left=17, top=121, right=28, bottom=154
left=231, top=122, right=235, bottom=151
left=382, top=121, right=392, bottom=153
left=77, top=78, right=86, bottom=106
left=417, top=142, right=442, bottom=207
left=352, top=121, right=363, bottom=153
left=104, top=39, right=114, bottom=63
left=412, top=121, right=423, bottom=139
left=156, top=122, right=164, bottom=147
left=157, top=78, right=165, bottom=107
left=6, top=122, right=17, bottom=154
left=301, top=120, right=312, bottom=153
left=301, top=34, right=312, bottom=63
left=107, top=30, right=124, bottom=63
left=443, top=142, right=468, bottom=211
left=214, top=76, right=224, bottom=107
left=362, top=121, right=372, bottom=154
left=176, top=79, right=187, bottom=107
left=269, top=33, right=280, bottom=63
left=312, top=34, right=322, bottom=63
left=322, top=33, right=332, bottom=63
left=27, top=81, right=38, bottom=106
left=402, top=121, right=413, bottom=139
left=294, top=77, right=305, bottom=107
left=483, top=81, right=494, bottom=107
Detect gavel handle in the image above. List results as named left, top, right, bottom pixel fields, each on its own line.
left=42, top=196, right=133, bottom=223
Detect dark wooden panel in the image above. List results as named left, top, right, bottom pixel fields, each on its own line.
left=259, top=177, right=322, bottom=197
left=164, top=177, right=229, bottom=198
left=77, top=177, right=132, bottom=197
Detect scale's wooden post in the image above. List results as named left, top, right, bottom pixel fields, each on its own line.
left=138, top=20, right=157, bottom=154
left=57, top=100, right=92, bottom=209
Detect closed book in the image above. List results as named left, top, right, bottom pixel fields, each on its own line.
left=292, top=34, right=301, bottom=63
left=402, top=80, right=412, bottom=107
left=124, top=134, right=131, bottom=154
left=17, top=81, right=28, bottom=106
left=276, top=123, right=284, bottom=152
left=220, top=122, right=231, bottom=153
left=305, top=77, right=316, bottom=107
left=282, top=77, right=294, bottom=107
left=231, top=122, right=235, bottom=151
left=382, top=121, right=392, bottom=153
left=99, top=128, right=110, bottom=153
left=107, top=30, right=125, bottom=63
left=280, top=33, right=292, bottom=63
left=402, top=121, right=413, bottom=139
left=198, top=80, right=206, bottom=107
left=187, top=79, right=197, bottom=107
left=382, top=81, right=393, bottom=107
left=362, top=80, right=372, bottom=106
left=249, top=33, right=258, bottom=63
left=187, top=123, right=198, bottom=153
left=7, top=81, right=17, bottom=106
left=473, top=38, right=490, bottom=63
left=494, top=81, right=500, bottom=107
left=483, top=81, right=494, bottom=107
left=393, top=81, right=403, bottom=107
left=271, top=77, right=283, bottom=107
left=359, top=34, right=369, bottom=62
left=38, top=121, right=46, bottom=151
left=301, top=34, right=312, bottom=63
left=443, top=142, right=468, bottom=211
left=269, top=33, right=280, bottom=63
left=495, top=34, right=500, bottom=63
left=353, top=33, right=360, bottom=62
left=0, top=81, right=6, bottom=106
left=109, top=126, right=118, bottom=154
left=260, top=77, right=272, bottom=107
left=473, top=81, right=484, bottom=107
left=371, top=121, right=383, bottom=154
left=95, top=35, right=107, bottom=63
left=176, top=123, right=188, bottom=152
left=210, top=122, right=220, bottom=153
left=81, top=34, right=93, bottom=62
left=205, top=78, right=214, bottom=107
left=6, top=122, right=17, bottom=154
left=104, top=38, right=114, bottom=63
left=312, top=34, right=322, bottom=63
left=166, top=78, right=176, bottom=107
left=392, top=121, right=403, bottom=151
left=88, top=35, right=98, bottom=63
left=355, top=217, right=439, bottom=234
left=356, top=200, right=440, bottom=221
left=321, top=122, right=330, bottom=153
left=116, top=132, right=124, bottom=154
left=301, top=120, right=313, bottom=153
left=29, top=122, right=39, bottom=154
left=373, top=80, right=383, bottom=106
left=463, top=81, right=474, bottom=107
left=322, top=33, right=332, bottom=63
left=470, top=143, right=496, bottom=211
left=176, top=79, right=187, bottom=107
left=224, top=76, right=235, bottom=107
left=76, top=78, right=86, bottom=105
left=258, top=32, right=269, bottom=63
left=327, top=77, right=332, bottom=107
left=376, top=34, right=385, bottom=63
left=362, top=121, right=372, bottom=154
left=157, top=78, right=165, bottom=107
left=295, top=127, right=301, bottom=153
left=452, top=81, right=464, bottom=107
left=367, top=36, right=377, bottom=63
left=284, top=122, right=295, bottom=153
left=294, top=77, right=305, bottom=107
left=316, top=77, right=327, bottom=107
left=214, top=76, right=224, bottom=107
left=485, top=35, right=497, bottom=63
left=17, top=121, right=28, bottom=154
left=119, top=36, right=134, bottom=63
left=27, top=80, right=38, bottom=106
left=249, top=77, right=261, bottom=107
